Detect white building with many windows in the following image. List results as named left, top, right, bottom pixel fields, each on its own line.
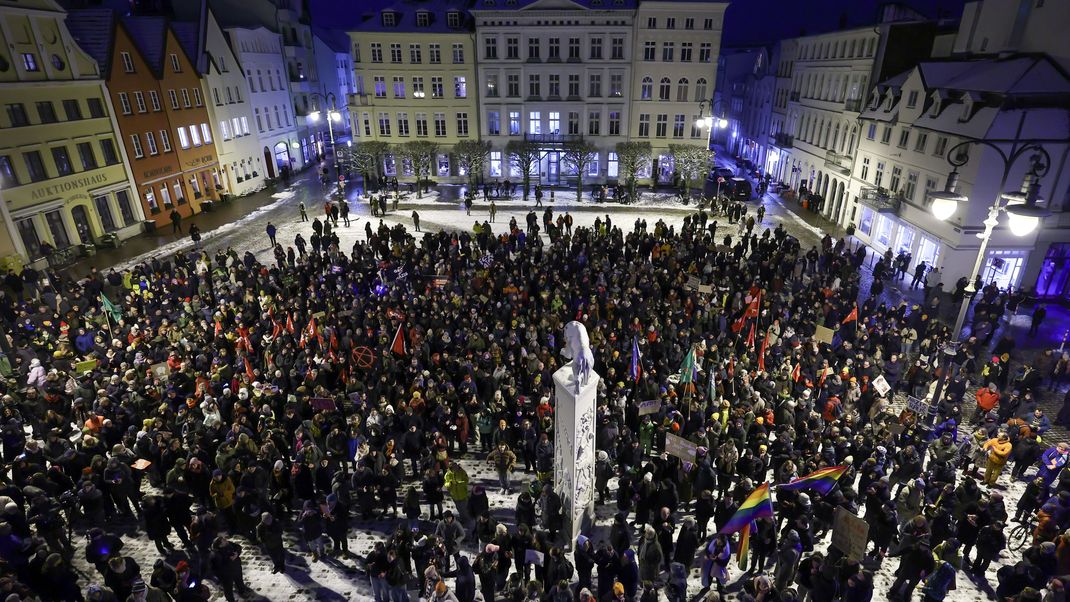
left=849, top=0, right=1070, bottom=296
left=470, top=0, right=726, bottom=187
left=226, top=26, right=303, bottom=179
left=173, top=4, right=265, bottom=196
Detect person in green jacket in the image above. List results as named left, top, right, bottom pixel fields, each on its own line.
left=444, top=462, right=471, bottom=526
left=639, top=416, right=656, bottom=456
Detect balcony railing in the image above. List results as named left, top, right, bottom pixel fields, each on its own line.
left=824, top=150, right=852, bottom=176
left=844, top=98, right=863, bottom=112
left=859, top=186, right=901, bottom=214
left=524, top=132, right=582, bottom=144
left=773, top=132, right=794, bottom=148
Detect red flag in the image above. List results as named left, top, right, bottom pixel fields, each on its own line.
left=746, top=291, right=761, bottom=319
left=758, top=330, right=768, bottom=372
left=214, top=320, right=222, bottom=336
left=306, top=317, right=318, bottom=338
left=728, top=355, right=735, bottom=378
left=746, top=322, right=756, bottom=349
left=285, top=313, right=295, bottom=334
left=272, top=320, right=282, bottom=339
left=842, top=306, right=858, bottom=325
left=731, top=312, right=747, bottom=334
left=791, top=363, right=802, bottom=382
left=244, top=356, right=255, bottom=380
left=390, top=323, right=407, bottom=356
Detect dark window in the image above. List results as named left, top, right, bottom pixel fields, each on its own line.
left=77, top=142, right=97, bottom=170
left=95, top=196, right=116, bottom=231
left=36, top=101, right=57, bottom=123
left=23, top=151, right=46, bottom=182
left=62, top=99, right=82, bottom=120
left=51, top=147, right=73, bottom=176
left=115, top=190, right=134, bottom=226
left=100, top=139, right=119, bottom=165
left=6, top=103, right=28, bottom=127
left=17, top=219, right=41, bottom=259
left=0, top=155, right=18, bottom=187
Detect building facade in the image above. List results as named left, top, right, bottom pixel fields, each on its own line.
left=178, top=5, right=266, bottom=196
left=227, top=26, right=303, bottom=179
left=348, top=0, right=479, bottom=181
left=0, top=0, right=143, bottom=272
left=313, top=27, right=355, bottom=143
left=848, top=0, right=1070, bottom=297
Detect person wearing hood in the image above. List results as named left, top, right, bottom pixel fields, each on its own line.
left=454, top=554, right=476, bottom=602
left=982, top=431, right=1013, bottom=486
left=619, top=548, right=640, bottom=599
left=574, top=534, right=596, bottom=592
left=256, top=512, right=285, bottom=574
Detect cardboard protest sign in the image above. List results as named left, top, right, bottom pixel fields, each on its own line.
left=872, top=375, right=891, bottom=397
left=697, top=284, right=713, bottom=294
left=665, top=433, right=698, bottom=463
left=906, top=396, right=929, bottom=414
left=132, top=459, right=152, bottom=470
left=637, top=399, right=662, bottom=416
left=814, top=325, right=835, bottom=345
left=686, top=275, right=701, bottom=290
left=832, top=507, right=869, bottom=562
left=310, top=397, right=337, bottom=412
left=150, top=362, right=170, bottom=381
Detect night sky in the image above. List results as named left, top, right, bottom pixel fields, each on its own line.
left=310, top=0, right=968, bottom=46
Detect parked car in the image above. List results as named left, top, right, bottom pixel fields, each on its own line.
left=725, top=177, right=753, bottom=201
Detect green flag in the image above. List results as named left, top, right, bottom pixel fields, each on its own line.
left=679, top=347, right=697, bottom=385
left=100, top=293, right=122, bottom=323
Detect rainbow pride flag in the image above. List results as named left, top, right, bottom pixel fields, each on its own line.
left=718, top=483, right=774, bottom=567
left=777, top=465, right=848, bottom=496
left=718, top=483, right=774, bottom=535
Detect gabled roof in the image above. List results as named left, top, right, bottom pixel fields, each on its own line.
left=170, top=21, right=202, bottom=73
left=915, top=55, right=1070, bottom=96
left=312, top=27, right=350, bottom=54
left=471, top=0, right=637, bottom=9
left=65, top=8, right=117, bottom=75
left=121, top=15, right=168, bottom=75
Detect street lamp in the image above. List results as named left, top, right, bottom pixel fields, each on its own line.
left=696, top=99, right=727, bottom=183
left=308, top=91, right=341, bottom=186
left=922, top=140, right=1052, bottom=425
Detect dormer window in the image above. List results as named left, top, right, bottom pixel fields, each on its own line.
left=929, top=91, right=942, bottom=117
left=959, top=95, right=974, bottom=122
left=382, top=11, right=396, bottom=27
left=416, top=12, right=431, bottom=27
left=906, top=90, right=918, bottom=108
left=447, top=11, right=461, bottom=28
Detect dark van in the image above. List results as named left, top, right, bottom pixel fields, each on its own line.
left=725, top=177, right=752, bottom=201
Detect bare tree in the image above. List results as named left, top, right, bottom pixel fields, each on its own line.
left=615, top=141, right=652, bottom=201
left=670, top=143, right=714, bottom=200
left=505, top=139, right=540, bottom=200
left=453, top=140, right=491, bottom=190
left=562, top=139, right=599, bottom=202
left=400, top=140, right=438, bottom=198
left=337, top=140, right=389, bottom=192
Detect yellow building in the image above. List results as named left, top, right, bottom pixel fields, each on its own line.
left=348, top=1, right=479, bottom=181
left=0, top=0, right=143, bottom=273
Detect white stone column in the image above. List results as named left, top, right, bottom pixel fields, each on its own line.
left=553, top=364, right=599, bottom=548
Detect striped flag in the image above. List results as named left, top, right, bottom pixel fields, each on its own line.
left=629, top=337, right=642, bottom=384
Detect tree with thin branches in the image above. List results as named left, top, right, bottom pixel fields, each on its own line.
left=337, top=140, right=389, bottom=192
left=562, top=139, right=599, bottom=202
left=400, top=140, right=438, bottom=198
left=505, top=139, right=540, bottom=201
left=670, top=143, right=714, bottom=200
left=454, top=140, right=491, bottom=190
left=615, top=141, right=652, bottom=202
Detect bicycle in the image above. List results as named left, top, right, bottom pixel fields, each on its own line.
left=1007, top=514, right=1036, bottom=551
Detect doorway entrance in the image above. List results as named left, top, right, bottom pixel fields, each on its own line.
left=71, top=205, right=92, bottom=244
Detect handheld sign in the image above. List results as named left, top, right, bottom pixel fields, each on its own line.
left=832, top=507, right=869, bottom=562
left=75, top=359, right=99, bottom=375
left=637, top=399, right=662, bottom=416
left=665, top=433, right=698, bottom=463
left=871, top=375, right=891, bottom=397
left=813, top=325, right=835, bottom=345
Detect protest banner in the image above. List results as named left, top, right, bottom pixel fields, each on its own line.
left=906, top=396, right=929, bottom=414
left=150, top=362, right=170, bottom=381
left=872, top=375, right=891, bottom=397
left=832, top=507, right=869, bottom=562
left=75, top=359, right=99, bottom=375
left=665, top=433, right=698, bottom=463
left=637, top=399, right=662, bottom=416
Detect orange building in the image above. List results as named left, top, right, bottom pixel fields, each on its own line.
left=71, top=10, right=223, bottom=227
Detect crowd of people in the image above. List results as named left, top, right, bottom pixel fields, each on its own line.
left=0, top=191, right=1068, bottom=602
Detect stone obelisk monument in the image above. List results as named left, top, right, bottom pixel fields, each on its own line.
left=553, top=321, right=599, bottom=548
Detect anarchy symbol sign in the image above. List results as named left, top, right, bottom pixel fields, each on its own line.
left=353, top=346, right=376, bottom=369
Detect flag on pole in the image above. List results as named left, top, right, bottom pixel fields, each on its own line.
left=678, top=347, right=697, bottom=386
left=285, top=313, right=296, bottom=334
left=390, top=323, right=407, bottom=356
left=99, top=293, right=122, bottom=323
left=791, top=363, right=802, bottom=382
left=745, top=322, right=756, bottom=350
left=758, top=330, right=768, bottom=372
left=717, top=483, right=774, bottom=566
left=708, top=360, right=718, bottom=400
left=629, top=337, right=643, bottom=383
left=777, top=465, right=849, bottom=496
left=244, top=356, right=255, bottom=380
left=841, top=305, right=858, bottom=325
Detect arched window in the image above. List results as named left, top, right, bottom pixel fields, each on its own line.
left=676, top=78, right=689, bottom=102
left=659, top=77, right=671, bottom=100
left=694, top=78, right=707, bottom=102
left=640, top=76, right=653, bottom=100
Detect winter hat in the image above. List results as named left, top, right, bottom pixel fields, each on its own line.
left=435, top=581, right=447, bottom=594
left=613, top=582, right=625, bottom=596
left=274, top=460, right=285, bottom=471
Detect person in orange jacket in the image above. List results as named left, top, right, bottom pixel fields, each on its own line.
left=975, top=383, right=1000, bottom=422
left=982, top=431, right=1013, bottom=486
